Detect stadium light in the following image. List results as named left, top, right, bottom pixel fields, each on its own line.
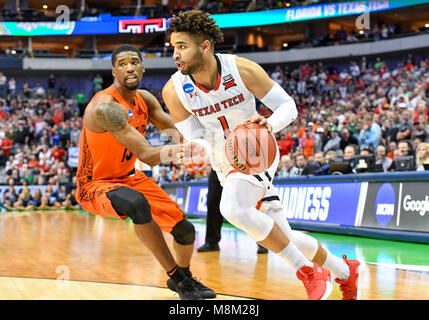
left=425, top=23, right=429, bottom=28
left=42, top=5, right=48, bottom=10
left=64, top=45, right=70, bottom=50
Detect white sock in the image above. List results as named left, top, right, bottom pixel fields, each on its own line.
left=322, top=251, right=350, bottom=280
left=277, top=242, right=314, bottom=270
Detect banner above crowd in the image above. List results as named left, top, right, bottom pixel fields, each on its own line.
left=0, top=0, right=427, bottom=36
left=212, top=0, right=429, bottom=28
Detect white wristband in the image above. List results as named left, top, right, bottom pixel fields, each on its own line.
left=191, top=138, right=211, bottom=157
left=266, top=101, right=298, bottom=133
left=175, top=115, right=211, bottom=156
left=175, top=114, right=205, bottom=141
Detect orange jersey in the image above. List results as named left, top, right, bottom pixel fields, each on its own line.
left=76, top=85, right=148, bottom=201
left=302, top=137, right=315, bottom=159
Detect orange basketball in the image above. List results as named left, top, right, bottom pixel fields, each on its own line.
left=225, top=122, right=277, bottom=175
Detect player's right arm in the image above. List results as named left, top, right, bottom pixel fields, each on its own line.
left=236, top=56, right=298, bottom=133
left=162, top=79, right=209, bottom=164
left=84, top=93, right=180, bottom=167
left=161, top=79, right=193, bottom=123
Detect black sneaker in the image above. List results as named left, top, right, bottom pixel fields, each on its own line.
left=257, top=244, right=268, bottom=254
left=197, top=243, right=220, bottom=252
left=174, top=277, right=204, bottom=300
left=168, top=277, right=216, bottom=299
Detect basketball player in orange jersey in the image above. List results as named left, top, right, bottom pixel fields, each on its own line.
left=162, top=11, right=363, bottom=300
left=75, top=44, right=215, bottom=300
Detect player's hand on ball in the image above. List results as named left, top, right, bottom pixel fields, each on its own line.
left=177, top=141, right=207, bottom=165
left=243, top=115, right=272, bottom=133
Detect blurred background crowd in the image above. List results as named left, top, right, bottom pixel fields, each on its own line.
left=0, top=0, right=428, bottom=211
left=0, top=52, right=427, bottom=204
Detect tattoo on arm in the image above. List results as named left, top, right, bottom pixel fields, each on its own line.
left=96, top=102, right=128, bottom=132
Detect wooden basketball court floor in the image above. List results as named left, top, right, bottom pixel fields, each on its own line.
left=0, top=210, right=428, bottom=300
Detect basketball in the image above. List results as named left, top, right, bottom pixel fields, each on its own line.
left=225, top=122, right=277, bottom=175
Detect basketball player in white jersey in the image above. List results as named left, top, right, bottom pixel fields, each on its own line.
left=162, top=10, right=362, bottom=300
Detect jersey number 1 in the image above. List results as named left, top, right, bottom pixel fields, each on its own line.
left=217, top=116, right=231, bottom=139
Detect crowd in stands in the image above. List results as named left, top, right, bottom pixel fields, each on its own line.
left=2, top=182, right=80, bottom=212
left=295, top=21, right=401, bottom=50
left=265, top=54, right=429, bottom=177
left=0, top=53, right=428, bottom=211
left=0, top=73, right=81, bottom=211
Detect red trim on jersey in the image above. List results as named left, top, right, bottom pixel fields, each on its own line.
left=214, top=72, right=221, bottom=91
left=226, top=169, right=239, bottom=177
left=193, top=72, right=221, bottom=93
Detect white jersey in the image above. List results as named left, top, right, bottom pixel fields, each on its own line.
left=171, top=53, right=261, bottom=183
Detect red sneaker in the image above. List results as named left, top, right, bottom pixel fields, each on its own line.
left=335, top=255, right=361, bottom=300
left=296, top=264, right=332, bottom=300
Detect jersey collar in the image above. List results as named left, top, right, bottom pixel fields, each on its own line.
left=189, top=55, right=222, bottom=93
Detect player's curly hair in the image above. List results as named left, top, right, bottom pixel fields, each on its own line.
left=167, top=10, right=224, bottom=46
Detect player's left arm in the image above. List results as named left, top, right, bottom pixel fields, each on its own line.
left=139, top=89, right=184, bottom=143
left=235, top=56, right=298, bottom=133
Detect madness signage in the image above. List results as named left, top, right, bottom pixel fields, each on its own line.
left=160, top=178, right=429, bottom=234
left=169, top=181, right=365, bottom=224
left=275, top=182, right=364, bottom=226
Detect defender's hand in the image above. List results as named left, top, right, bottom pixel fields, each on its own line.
left=177, top=141, right=207, bottom=165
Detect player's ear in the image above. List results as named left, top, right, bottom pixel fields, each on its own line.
left=112, top=67, right=116, bottom=78
left=201, top=39, right=211, bottom=54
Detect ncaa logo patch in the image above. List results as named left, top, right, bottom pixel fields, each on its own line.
left=374, top=183, right=396, bottom=226
left=183, top=83, right=194, bottom=94
left=128, top=109, right=133, bottom=119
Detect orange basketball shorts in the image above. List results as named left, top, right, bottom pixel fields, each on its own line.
left=76, top=170, right=184, bottom=233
